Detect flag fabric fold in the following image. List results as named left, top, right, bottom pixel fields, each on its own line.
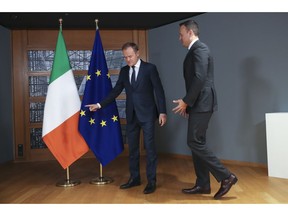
left=79, top=29, right=124, bottom=166
left=42, top=27, right=89, bottom=169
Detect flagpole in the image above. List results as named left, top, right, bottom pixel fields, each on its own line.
left=95, top=19, right=99, bottom=30
left=90, top=163, right=113, bottom=185
left=89, top=19, right=114, bottom=185
left=56, top=166, right=81, bottom=187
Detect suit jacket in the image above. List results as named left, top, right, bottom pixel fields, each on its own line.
left=100, top=60, right=166, bottom=123
left=182, top=40, right=218, bottom=113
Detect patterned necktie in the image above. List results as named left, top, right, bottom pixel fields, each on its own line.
left=131, top=66, right=136, bottom=87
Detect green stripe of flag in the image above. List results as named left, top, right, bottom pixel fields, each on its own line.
left=49, top=29, right=71, bottom=83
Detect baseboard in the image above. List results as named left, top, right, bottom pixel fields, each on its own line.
left=157, top=153, right=268, bottom=169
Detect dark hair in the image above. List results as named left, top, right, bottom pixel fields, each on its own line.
left=179, top=20, right=199, bottom=36
left=122, top=42, right=139, bottom=53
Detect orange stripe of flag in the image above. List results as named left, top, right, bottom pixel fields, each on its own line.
left=43, top=112, right=89, bottom=169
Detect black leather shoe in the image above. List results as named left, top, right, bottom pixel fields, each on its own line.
left=182, top=185, right=211, bottom=194
left=143, top=182, right=156, bottom=194
left=120, top=178, right=141, bottom=189
left=214, top=173, right=238, bottom=199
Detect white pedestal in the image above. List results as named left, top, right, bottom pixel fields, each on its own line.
left=265, top=113, right=288, bottom=179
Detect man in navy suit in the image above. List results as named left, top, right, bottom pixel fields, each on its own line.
left=172, top=20, right=238, bottom=199
left=86, top=42, right=167, bottom=194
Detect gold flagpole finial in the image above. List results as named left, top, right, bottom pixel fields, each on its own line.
left=59, top=18, right=63, bottom=30
left=95, top=19, right=99, bottom=30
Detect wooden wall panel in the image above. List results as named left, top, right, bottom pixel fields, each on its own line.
left=12, top=30, right=28, bottom=160
left=26, top=30, right=135, bottom=50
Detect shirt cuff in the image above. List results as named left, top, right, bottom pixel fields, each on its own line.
left=96, top=103, right=101, bottom=109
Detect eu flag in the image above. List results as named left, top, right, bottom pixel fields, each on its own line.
left=79, top=29, right=124, bottom=166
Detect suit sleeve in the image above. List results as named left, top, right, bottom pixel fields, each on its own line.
left=182, top=46, right=209, bottom=107
left=99, top=69, right=125, bottom=108
left=150, top=64, right=167, bottom=114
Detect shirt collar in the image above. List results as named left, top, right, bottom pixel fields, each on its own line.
left=134, top=59, right=141, bottom=68
left=188, top=38, right=199, bottom=50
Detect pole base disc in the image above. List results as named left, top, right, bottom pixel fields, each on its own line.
left=56, top=179, right=81, bottom=187
left=90, top=176, right=113, bottom=185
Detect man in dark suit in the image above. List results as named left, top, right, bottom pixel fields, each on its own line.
left=86, top=42, right=167, bottom=194
left=172, top=20, right=238, bottom=199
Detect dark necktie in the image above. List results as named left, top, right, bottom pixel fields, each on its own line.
left=131, top=66, right=136, bottom=87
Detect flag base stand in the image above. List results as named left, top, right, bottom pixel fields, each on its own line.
left=90, top=163, right=113, bottom=185
left=56, top=179, right=81, bottom=187
left=90, top=176, right=113, bottom=185
left=55, top=166, right=81, bottom=187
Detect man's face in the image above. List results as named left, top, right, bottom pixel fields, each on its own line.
left=179, top=25, right=192, bottom=48
left=123, top=47, right=139, bottom=67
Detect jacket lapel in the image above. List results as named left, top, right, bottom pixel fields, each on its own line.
left=131, top=60, right=144, bottom=89
left=136, top=62, right=144, bottom=86
left=184, top=40, right=200, bottom=64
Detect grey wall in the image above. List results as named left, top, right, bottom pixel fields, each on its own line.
left=0, top=25, right=13, bottom=163
left=149, top=13, right=288, bottom=164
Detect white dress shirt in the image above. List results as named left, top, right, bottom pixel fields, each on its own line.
left=129, top=59, right=141, bottom=83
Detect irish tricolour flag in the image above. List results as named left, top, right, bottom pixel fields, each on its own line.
left=42, top=27, right=89, bottom=169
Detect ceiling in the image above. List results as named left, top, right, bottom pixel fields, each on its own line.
left=0, top=12, right=202, bottom=30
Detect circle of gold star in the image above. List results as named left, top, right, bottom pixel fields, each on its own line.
left=96, top=70, right=101, bottom=77
left=89, top=118, right=95, bottom=125
left=80, top=110, right=86, bottom=117
left=100, top=120, right=107, bottom=127
left=111, top=115, right=118, bottom=122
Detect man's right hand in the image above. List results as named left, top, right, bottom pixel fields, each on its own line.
left=85, top=104, right=100, bottom=112
left=172, top=99, right=188, bottom=117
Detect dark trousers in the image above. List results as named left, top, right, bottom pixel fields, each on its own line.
left=187, top=112, right=230, bottom=187
left=126, top=116, right=157, bottom=184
